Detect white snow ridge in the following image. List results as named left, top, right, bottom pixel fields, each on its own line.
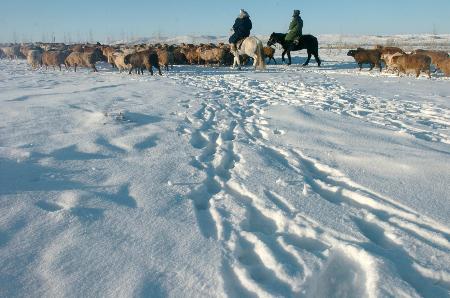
left=1, top=48, right=450, bottom=298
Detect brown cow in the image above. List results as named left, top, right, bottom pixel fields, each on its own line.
left=347, top=48, right=382, bottom=71
left=375, top=45, right=405, bottom=56
left=392, top=54, right=431, bottom=78
left=412, top=49, right=449, bottom=66
left=376, top=45, right=405, bottom=71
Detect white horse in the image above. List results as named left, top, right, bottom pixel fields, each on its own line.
left=232, top=36, right=266, bottom=70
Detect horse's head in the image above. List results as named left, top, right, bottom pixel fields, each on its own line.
left=267, top=33, right=277, bottom=47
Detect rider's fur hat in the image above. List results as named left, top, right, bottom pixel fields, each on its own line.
left=239, top=9, right=249, bottom=18
left=293, top=10, right=300, bottom=16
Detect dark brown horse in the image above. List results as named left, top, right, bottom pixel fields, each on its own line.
left=267, top=32, right=321, bottom=66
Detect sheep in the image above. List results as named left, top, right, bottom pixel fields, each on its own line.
left=197, top=47, right=227, bottom=66
left=171, top=46, right=188, bottom=65
left=42, top=50, right=70, bottom=71
left=101, top=46, right=118, bottom=68
left=40, top=43, right=66, bottom=52
left=65, top=48, right=105, bottom=72
left=156, top=47, right=173, bottom=71
left=124, top=50, right=162, bottom=75
left=436, top=58, right=450, bottom=76
left=181, top=46, right=200, bottom=65
left=263, top=46, right=276, bottom=64
left=391, top=54, right=431, bottom=78
left=20, top=45, right=33, bottom=59
left=69, top=44, right=84, bottom=52
left=27, top=49, right=44, bottom=69
left=347, top=48, right=382, bottom=71
left=1, top=45, right=22, bottom=59
left=112, top=49, right=134, bottom=73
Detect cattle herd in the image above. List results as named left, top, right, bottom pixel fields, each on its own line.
left=347, top=46, right=450, bottom=77
left=0, top=41, right=449, bottom=78
left=0, top=42, right=276, bottom=75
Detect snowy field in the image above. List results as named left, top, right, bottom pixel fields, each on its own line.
left=1, top=48, right=450, bottom=298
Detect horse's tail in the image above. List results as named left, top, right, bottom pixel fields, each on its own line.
left=255, top=40, right=266, bottom=70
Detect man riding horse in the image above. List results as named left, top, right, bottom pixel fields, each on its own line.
left=285, top=10, right=303, bottom=49
left=229, top=9, right=252, bottom=53
left=266, top=9, right=320, bottom=67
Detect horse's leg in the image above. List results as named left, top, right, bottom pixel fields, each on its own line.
left=281, top=50, right=287, bottom=63
left=303, top=51, right=312, bottom=66
left=314, top=52, right=321, bottom=67
left=252, top=54, right=258, bottom=69
left=233, top=52, right=241, bottom=70
left=287, top=51, right=292, bottom=65
left=272, top=57, right=277, bottom=65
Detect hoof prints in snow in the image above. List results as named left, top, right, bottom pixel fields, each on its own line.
left=177, top=70, right=450, bottom=297
left=186, top=101, right=240, bottom=240
left=2, top=59, right=449, bottom=297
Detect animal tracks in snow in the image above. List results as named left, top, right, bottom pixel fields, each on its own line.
left=173, top=69, right=450, bottom=297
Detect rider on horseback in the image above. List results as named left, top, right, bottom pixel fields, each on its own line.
left=285, top=10, right=303, bottom=48
left=229, top=9, right=252, bottom=53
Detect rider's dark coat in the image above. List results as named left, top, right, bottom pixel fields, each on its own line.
left=229, top=12, right=252, bottom=44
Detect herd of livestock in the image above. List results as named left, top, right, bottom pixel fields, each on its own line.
left=0, top=42, right=275, bottom=75
left=0, top=41, right=449, bottom=78
left=347, top=46, right=450, bottom=78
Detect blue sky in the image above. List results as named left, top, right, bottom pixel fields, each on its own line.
left=1, top=0, right=449, bottom=43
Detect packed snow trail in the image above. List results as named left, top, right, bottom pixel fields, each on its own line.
left=171, top=67, right=450, bottom=297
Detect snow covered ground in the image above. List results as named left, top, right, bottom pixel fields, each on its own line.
left=1, top=48, right=449, bottom=297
